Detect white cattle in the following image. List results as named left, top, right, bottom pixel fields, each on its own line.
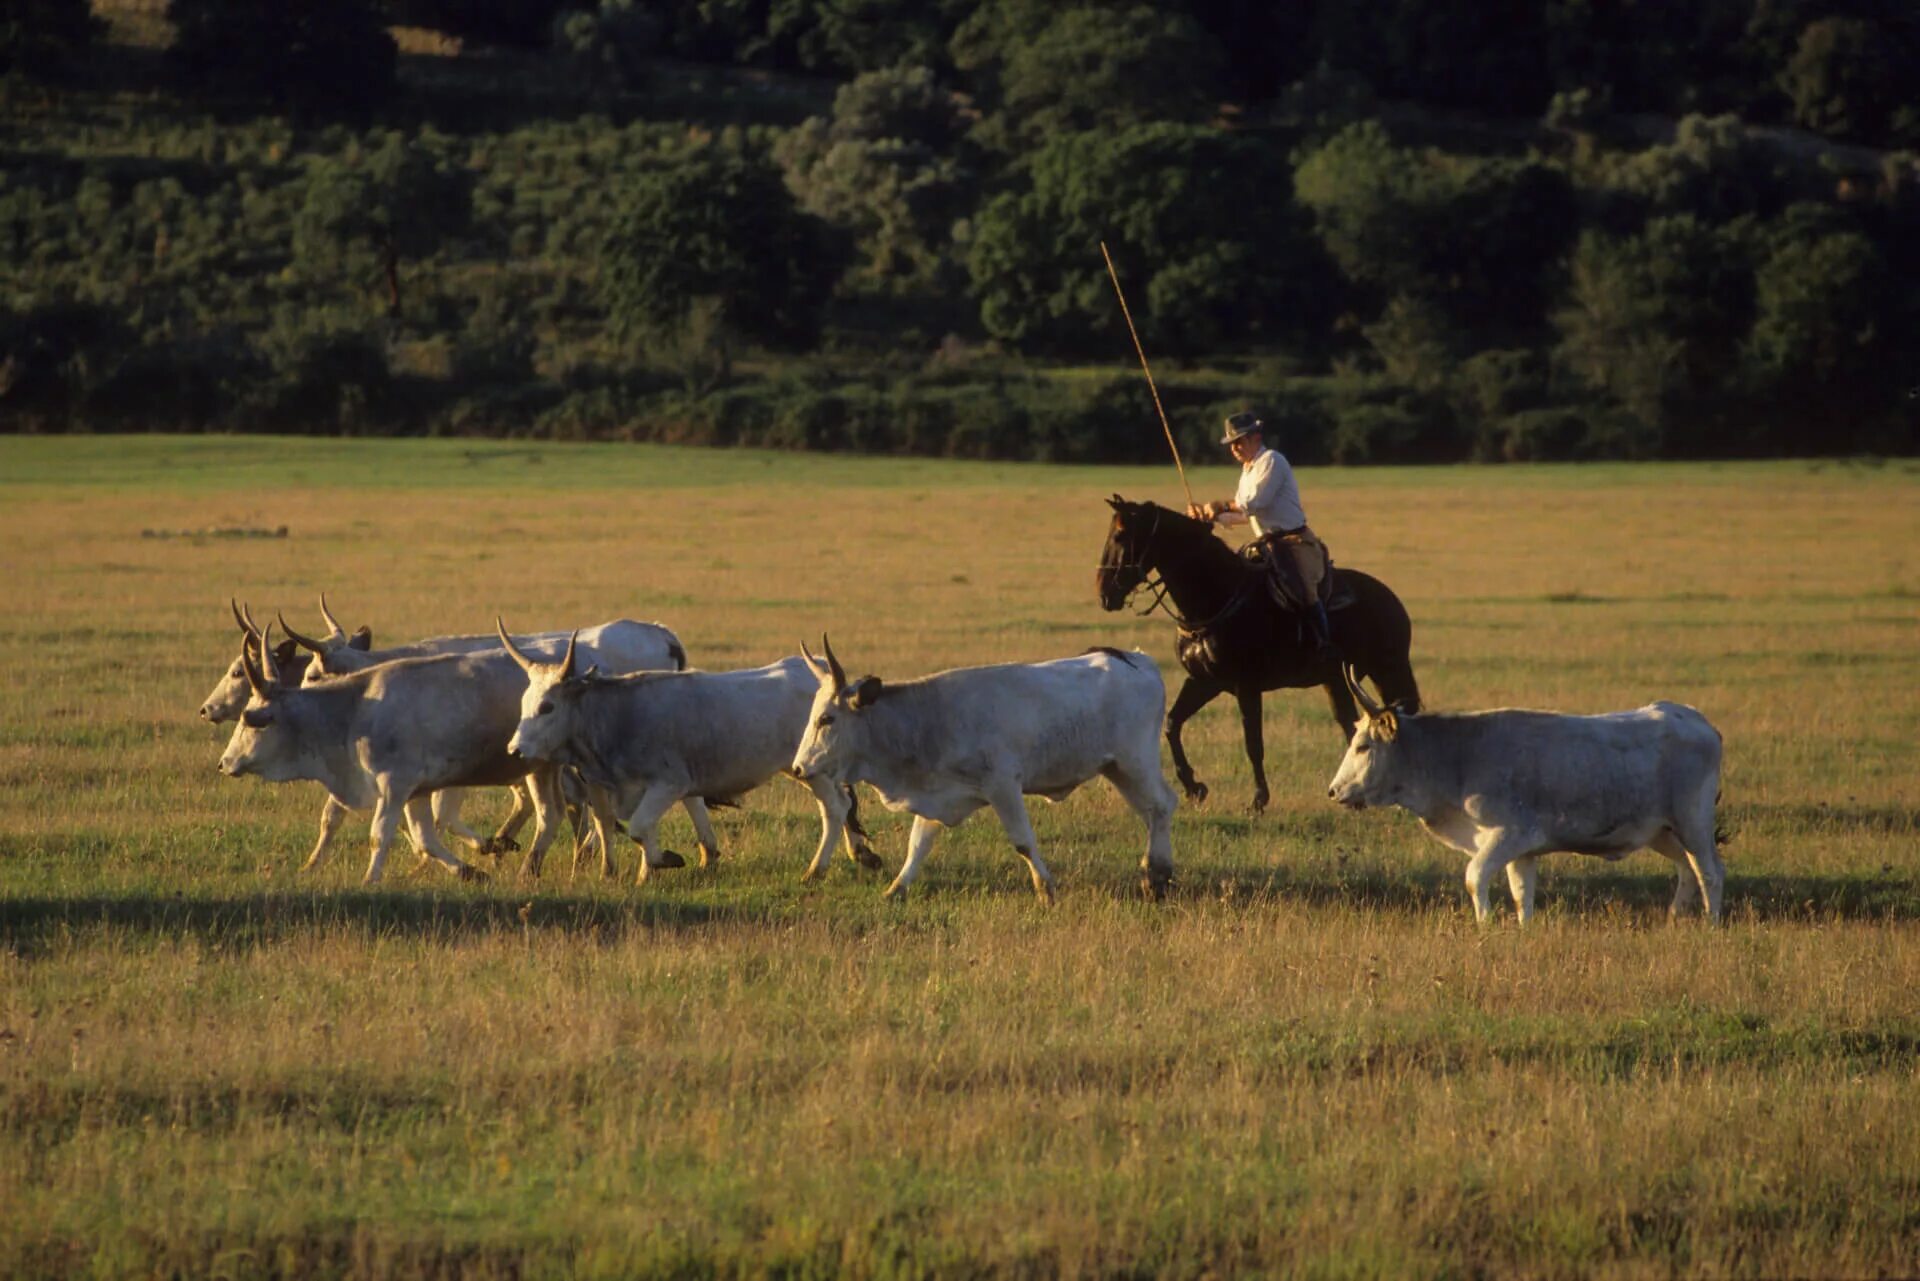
left=280, top=595, right=682, bottom=683
left=790, top=638, right=1177, bottom=902
left=1325, top=668, right=1725, bottom=924
left=217, top=631, right=567, bottom=883
left=201, top=601, right=511, bottom=867
left=499, top=623, right=881, bottom=884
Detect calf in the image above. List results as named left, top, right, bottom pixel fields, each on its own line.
left=1326, top=668, right=1725, bottom=924
left=499, top=623, right=881, bottom=883
left=789, top=638, right=1177, bottom=902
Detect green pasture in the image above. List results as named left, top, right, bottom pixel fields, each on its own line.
left=2, top=439, right=1918, bottom=1278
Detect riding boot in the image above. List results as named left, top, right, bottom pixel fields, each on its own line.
left=1309, top=601, right=1338, bottom=664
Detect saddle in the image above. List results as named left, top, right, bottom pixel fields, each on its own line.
left=1239, top=536, right=1350, bottom=612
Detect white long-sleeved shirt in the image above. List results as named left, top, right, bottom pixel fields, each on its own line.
left=1217, top=446, right=1306, bottom=537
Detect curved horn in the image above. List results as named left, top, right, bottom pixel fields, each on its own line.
left=558, top=630, right=578, bottom=682
left=231, top=597, right=257, bottom=636
left=240, top=600, right=264, bottom=637
left=1344, top=663, right=1384, bottom=720
left=798, top=637, right=829, bottom=679
left=240, top=639, right=269, bottom=697
left=495, top=618, right=539, bottom=671
left=317, top=593, right=346, bottom=642
left=821, top=633, right=847, bottom=692
left=257, top=621, right=281, bottom=687
left=277, top=610, right=330, bottom=654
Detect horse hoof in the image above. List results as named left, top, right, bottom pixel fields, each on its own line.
left=1250, top=793, right=1269, bottom=815
left=1184, top=781, right=1209, bottom=804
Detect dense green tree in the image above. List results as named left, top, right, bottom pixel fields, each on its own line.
left=1314, top=0, right=1551, bottom=115
left=1294, top=122, right=1575, bottom=337
left=1780, top=16, right=1920, bottom=143
left=167, top=0, right=397, bottom=119
left=1553, top=216, right=1753, bottom=449
left=775, top=66, right=973, bottom=287
left=293, top=133, right=476, bottom=318
left=0, top=0, right=102, bottom=81
left=555, top=0, right=663, bottom=90
left=966, top=124, right=1335, bottom=356
left=602, top=145, right=844, bottom=365
left=1606, top=113, right=1792, bottom=223
left=957, top=3, right=1223, bottom=151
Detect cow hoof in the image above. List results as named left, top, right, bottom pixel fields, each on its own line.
left=651, top=850, right=687, bottom=870
left=697, top=846, right=719, bottom=869
left=1141, top=875, right=1171, bottom=903
left=853, top=846, right=885, bottom=871
left=457, top=864, right=490, bottom=883
left=481, top=837, right=521, bottom=856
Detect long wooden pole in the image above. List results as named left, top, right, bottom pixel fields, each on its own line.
left=1100, top=241, right=1194, bottom=510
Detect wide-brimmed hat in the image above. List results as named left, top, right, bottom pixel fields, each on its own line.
left=1220, top=411, right=1265, bottom=445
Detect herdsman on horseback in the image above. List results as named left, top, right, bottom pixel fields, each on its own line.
left=1187, top=411, right=1336, bottom=661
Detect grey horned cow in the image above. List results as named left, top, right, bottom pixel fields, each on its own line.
left=1326, top=667, right=1726, bottom=924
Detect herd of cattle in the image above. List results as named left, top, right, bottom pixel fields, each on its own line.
left=201, top=597, right=1726, bottom=924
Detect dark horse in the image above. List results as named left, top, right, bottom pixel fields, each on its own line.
left=1095, top=495, right=1422, bottom=812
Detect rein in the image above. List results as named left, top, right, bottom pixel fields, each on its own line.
left=1100, top=508, right=1258, bottom=636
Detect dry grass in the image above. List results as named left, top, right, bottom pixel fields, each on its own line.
left=2, top=439, right=1918, bottom=1278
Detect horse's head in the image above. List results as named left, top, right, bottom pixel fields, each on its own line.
left=1097, top=494, right=1184, bottom=611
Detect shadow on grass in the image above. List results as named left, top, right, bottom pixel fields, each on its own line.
left=0, top=888, right=757, bottom=956
left=1162, top=864, right=1920, bottom=922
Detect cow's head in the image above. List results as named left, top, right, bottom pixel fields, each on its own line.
left=1326, top=665, right=1412, bottom=810
left=498, top=619, right=588, bottom=761
left=200, top=599, right=308, bottom=722
left=218, top=622, right=303, bottom=780
left=280, top=595, right=373, bottom=683
left=792, top=634, right=882, bottom=783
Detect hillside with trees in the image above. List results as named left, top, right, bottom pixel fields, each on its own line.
left=2, top=0, right=1916, bottom=460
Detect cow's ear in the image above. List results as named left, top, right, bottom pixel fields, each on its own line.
left=848, top=676, right=883, bottom=709
left=1373, top=710, right=1399, bottom=743
left=348, top=626, right=373, bottom=651
left=242, top=705, right=275, bottom=729
left=272, top=638, right=300, bottom=668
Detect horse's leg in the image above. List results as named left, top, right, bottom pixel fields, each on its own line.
left=1166, top=676, right=1223, bottom=805
left=1234, top=685, right=1270, bottom=814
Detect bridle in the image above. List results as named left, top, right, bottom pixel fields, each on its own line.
left=1099, top=507, right=1254, bottom=635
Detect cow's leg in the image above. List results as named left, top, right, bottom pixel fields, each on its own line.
left=403, top=794, right=482, bottom=881
left=517, top=768, right=565, bottom=880
left=1102, top=760, right=1177, bottom=900
left=883, top=815, right=944, bottom=901
left=1234, top=685, right=1270, bottom=814
left=843, top=785, right=883, bottom=868
left=1653, top=830, right=1720, bottom=922
left=1505, top=855, right=1541, bottom=924
left=988, top=787, right=1055, bottom=905
left=1464, top=831, right=1526, bottom=923
left=363, top=787, right=407, bottom=885
left=800, top=776, right=850, bottom=883
left=622, top=782, right=686, bottom=886
left=431, top=788, right=485, bottom=854
left=483, top=782, right=533, bottom=855
left=1165, top=676, right=1223, bottom=804
left=1671, top=789, right=1726, bottom=925
left=679, top=796, right=721, bottom=868
left=301, top=795, right=351, bottom=872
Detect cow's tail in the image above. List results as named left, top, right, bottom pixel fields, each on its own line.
left=1081, top=645, right=1139, bottom=668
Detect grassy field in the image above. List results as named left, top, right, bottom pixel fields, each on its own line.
left=2, top=438, right=1918, bottom=1279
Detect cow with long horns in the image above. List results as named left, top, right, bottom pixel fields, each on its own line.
left=1326, top=668, right=1726, bottom=924
left=216, top=623, right=578, bottom=883
left=497, top=622, right=882, bottom=885
left=789, top=637, right=1177, bottom=902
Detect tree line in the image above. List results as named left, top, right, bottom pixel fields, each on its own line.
left=2, top=0, right=1916, bottom=459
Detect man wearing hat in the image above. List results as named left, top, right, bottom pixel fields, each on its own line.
left=1187, top=410, right=1336, bottom=660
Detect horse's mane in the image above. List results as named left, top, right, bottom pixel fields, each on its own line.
left=1123, top=499, right=1251, bottom=573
